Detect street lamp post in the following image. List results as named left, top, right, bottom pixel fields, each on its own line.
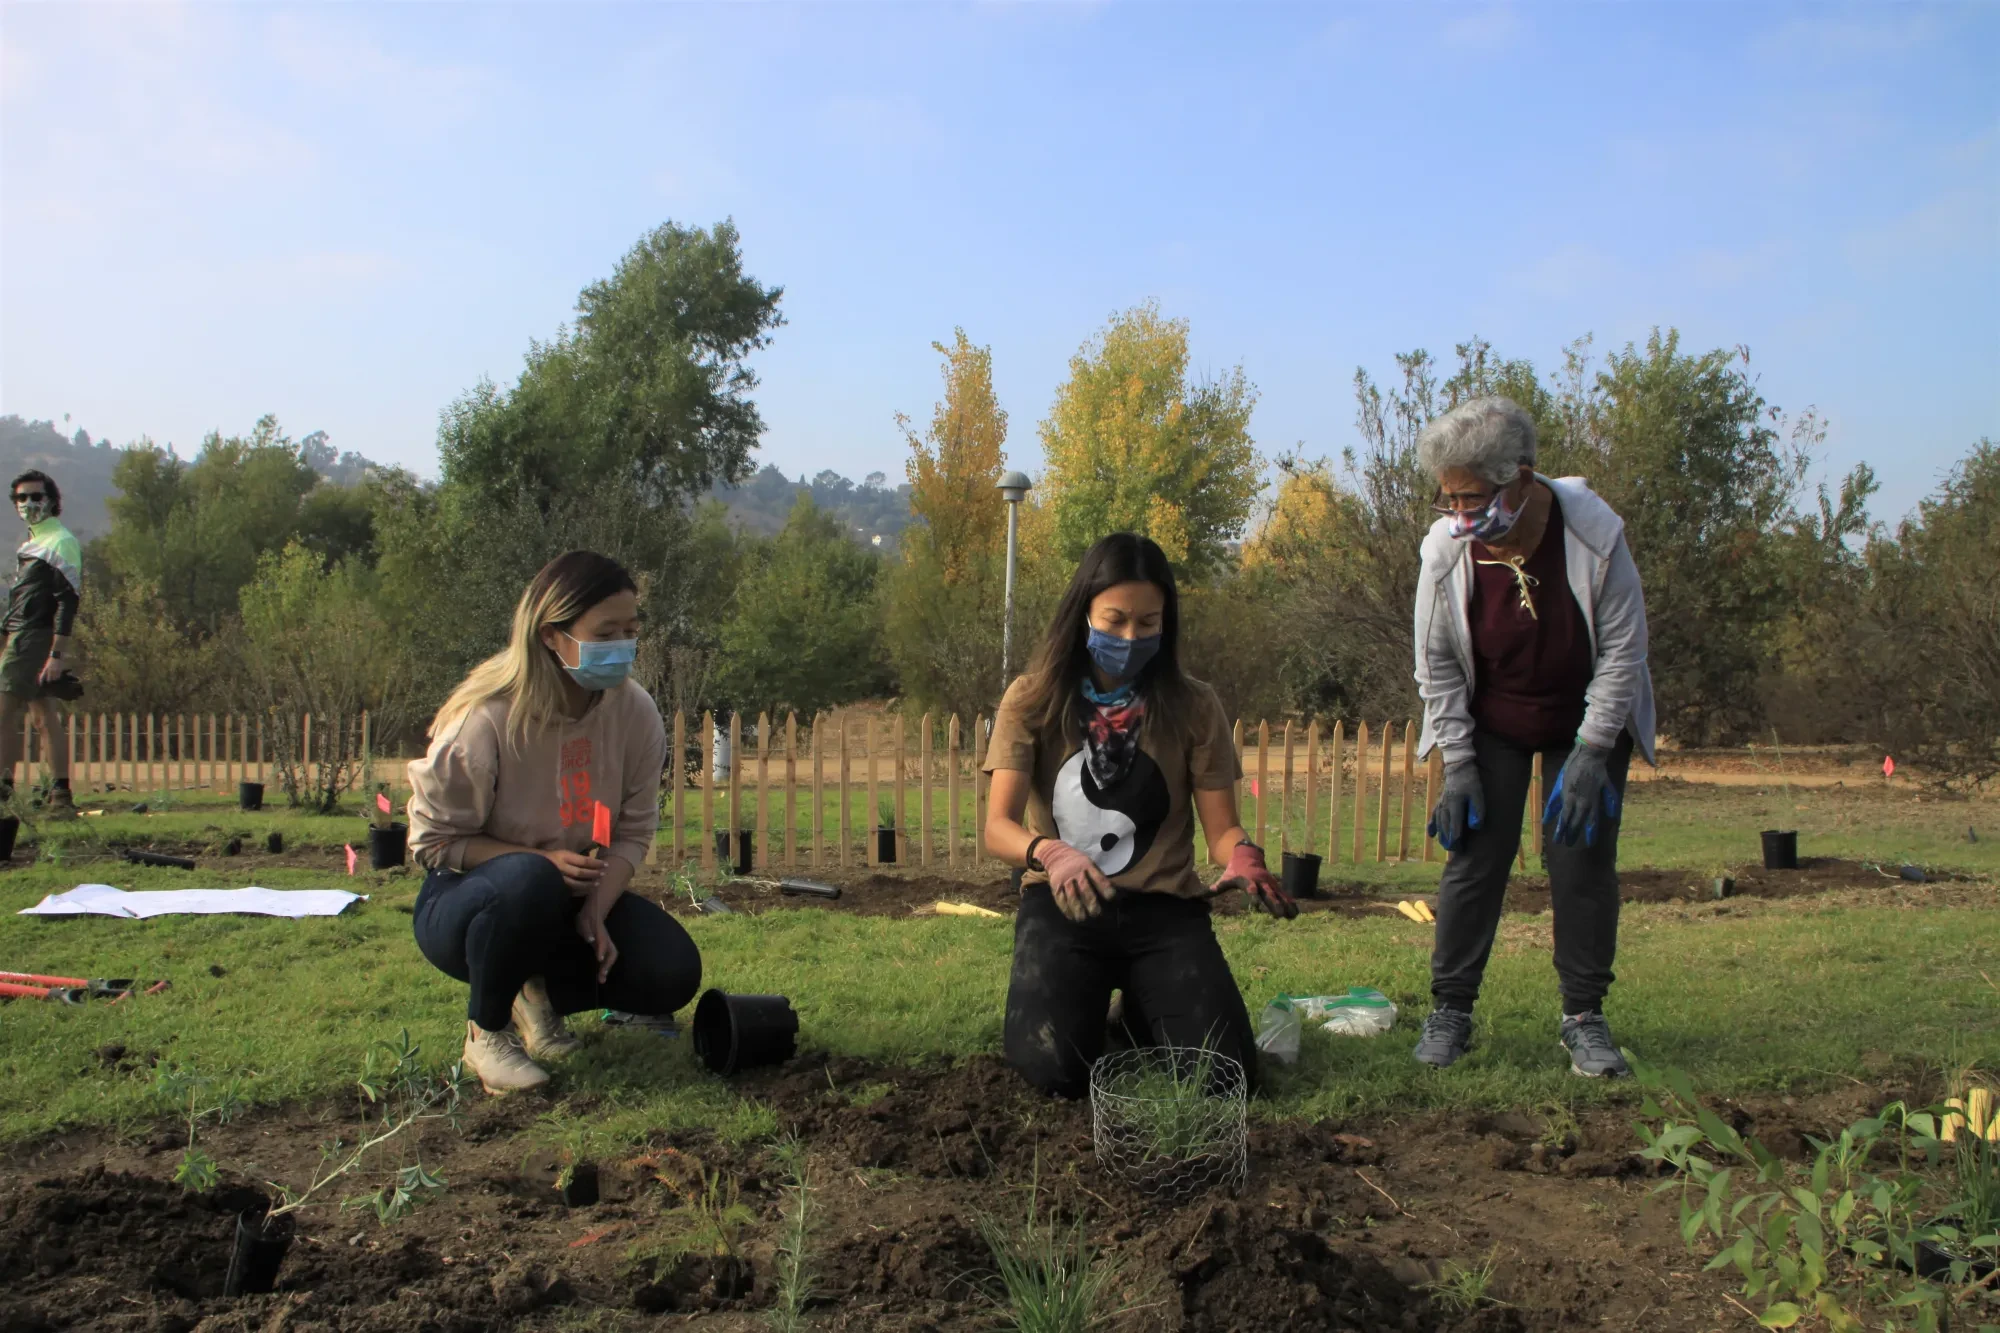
left=996, top=471, right=1031, bottom=695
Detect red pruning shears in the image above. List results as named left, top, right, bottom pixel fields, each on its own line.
left=0, top=970, right=170, bottom=1004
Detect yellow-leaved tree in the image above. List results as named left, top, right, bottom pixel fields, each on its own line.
left=1036, top=301, right=1260, bottom=575
left=883, top=329, right=1017, bottom=721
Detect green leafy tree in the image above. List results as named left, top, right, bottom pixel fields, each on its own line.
left=1037, top=301, right=1259, bottom=576
left=73, top=578, right=221, bottom=718
left=437, top=219, right=784, bottom=509
left=237, top=543, right=412, bottom=811
left=95, top=416, right=321, bottom=634
left=712, top=498, right=885, bottom=718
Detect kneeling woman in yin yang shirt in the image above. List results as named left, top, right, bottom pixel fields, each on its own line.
left=984, top=532, right=1297, bottom=1099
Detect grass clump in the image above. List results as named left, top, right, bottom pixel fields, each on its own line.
left=1424, top=1249, right=1501, bottom=1313
left=974, top=1167, right=1147, bottom=1333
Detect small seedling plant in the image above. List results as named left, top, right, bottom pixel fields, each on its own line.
left=1424, top=1248, right=1502, bottom=1314
left=766, top=1135, right=816, bottom=1333
left=628, top=1147, right=756, bottom=1262
left=528, top=1106, right=599, bottom=1194
left=1104, top=1047, right=1233, bottom=1164
left=1632, top=1056, right=2000, bottom=1331
left=973, top=1160, right=1153, bottom=1333
left=156, top=1064, right=247, bottom=1194
left=264, top=1029, right=468, bottom=1228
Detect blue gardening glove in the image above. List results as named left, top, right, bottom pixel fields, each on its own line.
left=1544, top=742, right=1621, bottom=847
left=1427, top=762, right=1484, bottom=852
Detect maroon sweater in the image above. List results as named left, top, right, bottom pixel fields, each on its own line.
left=1467, top=497, right=1593, bottom=750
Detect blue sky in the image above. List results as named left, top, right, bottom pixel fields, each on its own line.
left=3, top=2, right=1994, bottom=522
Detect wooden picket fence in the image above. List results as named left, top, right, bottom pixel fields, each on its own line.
left=15, top=708, right=1550, bottom=876
left=11, top=712, right=373, bottom=796
left=659, top=711, right=1547, bottom=875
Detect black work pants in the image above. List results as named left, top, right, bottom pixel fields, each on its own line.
left=413, top=852, right=702, bottom=1031
left=1431, top=730, right=1633, bottom=1016
left=1004, top=884, right=1258, bottom=1100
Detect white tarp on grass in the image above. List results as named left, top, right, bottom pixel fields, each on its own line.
left=18, top=883, right=366, bottom=919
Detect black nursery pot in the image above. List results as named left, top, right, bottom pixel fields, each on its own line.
left=712, top=830, right=752, bottom=876
left=1760, top=829, right=1799, bottom=871
left=223, top=1207, right=294, bottom=1296
left=557, top=1162, right=600, bottom=1207
left=692, top=988, right=798, bottom=1076
left=875, top=827, right=897, bottom=864
left=238, top=781, right=264, bottom=812
left=368, top=822, right=408, bottom=870
left=1280, top=851, right=1323, bottom=900
left=265, top=831, right=284, bottom=856
left=0, top=815, right=17, bottom=862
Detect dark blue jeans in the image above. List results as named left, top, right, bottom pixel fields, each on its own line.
left=1003, top=883, right=1258, bottom=1099
left=413, top=852, right=701, bottom=1031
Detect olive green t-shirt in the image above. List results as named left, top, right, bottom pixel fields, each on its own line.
left=982, top=676, right=1241, bottom=899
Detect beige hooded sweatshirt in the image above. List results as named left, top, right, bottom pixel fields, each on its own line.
left=406, top=679, right=667, bottom=873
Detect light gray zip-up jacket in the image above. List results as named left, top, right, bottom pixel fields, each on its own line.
left=1414, top=475, right=1657, bottom=769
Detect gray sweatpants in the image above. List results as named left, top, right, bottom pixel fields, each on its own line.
left=1430, top=729, right=1633, bottom=1016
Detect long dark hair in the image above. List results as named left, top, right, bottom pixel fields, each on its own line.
left=1014, top=532, right=1196, bottom=748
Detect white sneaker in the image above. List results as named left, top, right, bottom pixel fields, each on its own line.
left=463, top=1020, right=550, bottom=1095
left=511, top=976, right=583, bottom=1061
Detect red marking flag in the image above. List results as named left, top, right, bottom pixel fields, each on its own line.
left=344, top=844, right=358, bottom=875
left=1883, top=756, right=1896, bottom=778
left=1251, top=779, right=1260, bottom=797
left=591, top=800, right=612, bottom=850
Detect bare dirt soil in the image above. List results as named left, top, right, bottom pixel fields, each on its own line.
left=0, top=1048, right=1927, bottom=1333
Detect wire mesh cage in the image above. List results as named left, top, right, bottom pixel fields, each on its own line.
left=1089, top=1046, right=1248, bottom=1204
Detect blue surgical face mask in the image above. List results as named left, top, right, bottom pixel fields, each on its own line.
left=1085, top=625, right=1161, bottom=682
left=561, top=633, right=636, bottom=691
left=1448, top=486, right=1524, bottom=543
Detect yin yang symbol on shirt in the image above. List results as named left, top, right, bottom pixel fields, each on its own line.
left=1050, top=747, right=1171, bottom=877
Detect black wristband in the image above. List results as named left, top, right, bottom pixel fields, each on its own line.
left=1024, top=836, right=1048, bottom=872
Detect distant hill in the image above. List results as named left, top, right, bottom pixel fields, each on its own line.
left=0, top=416, right=392, bottom=544
left=2, top=416, right=909, bottom=551
left=711, top=464, right=912, bottom=550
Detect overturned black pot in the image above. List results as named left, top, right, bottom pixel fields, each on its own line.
left=713, top=830, right=752, bottom=876
left=1280, top=851, right=1322, bottom=900
left=692, top=988, right=798, bottom=1076
left=223, top=1206, right=294, bottom=1296
left=238, top=781, right=264, bottom=812
left=0, top=815, right=17, bottom=863
left=557, top=1162, right=600, bottom=1207
left=1760, top=829, right=1799, bottom=870
left=875, top=827, right=897, bottom=864
left=367, top=822, right=407, bottom=870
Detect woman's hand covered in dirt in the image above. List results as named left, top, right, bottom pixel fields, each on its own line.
left=544, top=848, right=605, bottom=895
left=1212, top=841, right=1298, bottom=919
left=574, top=889, right=619, bottom=983
left=1037, top=839, right=1115, bottom=922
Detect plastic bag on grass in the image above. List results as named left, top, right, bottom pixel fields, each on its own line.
left=1255, top=995, right=1303, bottom=1065
left=1315, top=988, right=1397, bottom=1037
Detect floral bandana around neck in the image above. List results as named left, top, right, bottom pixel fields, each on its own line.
left=1080, top=677, right=1146, bottom=788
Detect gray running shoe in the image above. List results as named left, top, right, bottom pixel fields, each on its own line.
left=1413, top=1007, right=1474, bottom=1069
left=1560, top=1012, right=1631, bottom=1078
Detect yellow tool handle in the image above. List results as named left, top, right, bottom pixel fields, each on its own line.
left=935, top=901, right=1003, bottom=919
left=1395, top=901, right=1427, bottom=924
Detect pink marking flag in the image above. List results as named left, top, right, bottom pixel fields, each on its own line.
left=1883, top=756, right=1896, bottom=778
left=377, top=792, right=393, bottom=815
left=344, top=844, right=358, bottom=875
left=591, top=800, right=613, bottom=850
left=1251, top=779, right=1260, bottom=797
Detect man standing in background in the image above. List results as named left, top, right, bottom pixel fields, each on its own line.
left=0, top=470, right=84, bottom=816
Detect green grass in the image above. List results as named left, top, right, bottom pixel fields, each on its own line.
left=0, top=786, right=1995, bottom=1145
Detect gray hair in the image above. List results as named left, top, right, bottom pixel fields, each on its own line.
left=1416, top=396, right=1538, bottom=487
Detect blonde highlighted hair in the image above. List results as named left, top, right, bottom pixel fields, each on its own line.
left=431, top=551, right=639, bottom=751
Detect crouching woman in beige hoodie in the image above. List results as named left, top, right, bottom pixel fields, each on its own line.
left=407, top=551, right=700, bottom=1094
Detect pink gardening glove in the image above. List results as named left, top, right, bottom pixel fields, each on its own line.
left=1036, top=839, right=1116, bottom=923
left=1212, top=841, right=1298, bottom=919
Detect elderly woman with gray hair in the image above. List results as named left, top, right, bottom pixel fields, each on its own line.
left=1410, top=397, right=1655, bottom=1078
